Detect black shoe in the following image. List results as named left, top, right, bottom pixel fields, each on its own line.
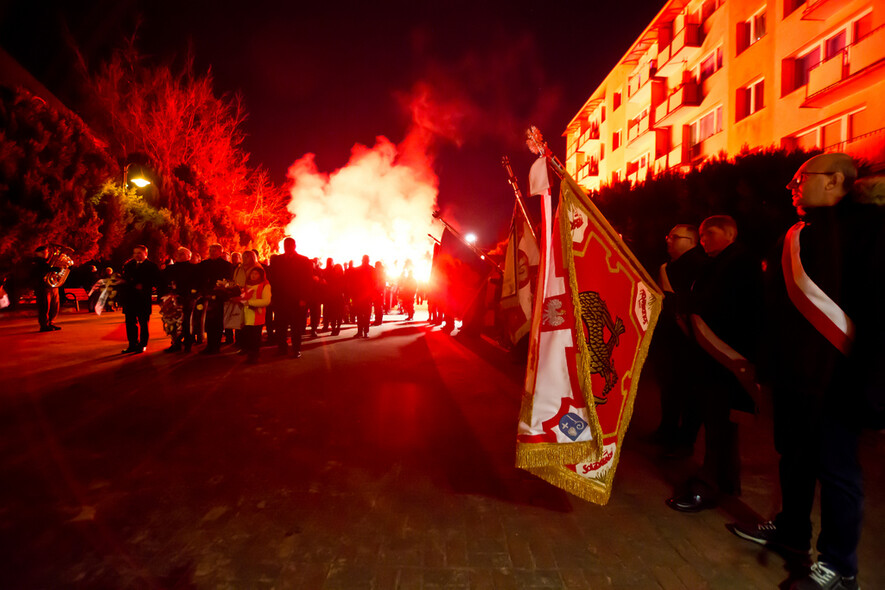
left=39, top=326, right=54, bottom=332
left=49, top=324, right=61, bottom=331
left=666, top=491, right=717, bottom=513
left=121, top=347, right=140, bottom=354
left=164, top=345, right=182, bottom=353
left=292, top=351, right=302, bottom=358
left=727, top=521, right=811, bottom=557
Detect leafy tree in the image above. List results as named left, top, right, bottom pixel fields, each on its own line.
left=0, top=85, right=115, bottom=267
left=81, top=42, right=290, bottom=259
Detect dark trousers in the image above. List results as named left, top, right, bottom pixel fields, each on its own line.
left=205, top=298, right=224, bottom=352
left=355, top=300, right=372, bottom=335
left=174, top=299, right=194, bottom=349
left=774, top=388, right=863, bottom=576
left=242, top=325, right=263, bottom=361
left=653, top=329, right=704, bottom=447
left=125, top=309, right=150, bottom=348
left=372, top=296, right=384, bottom=325
left=36, top=287, right=59, bottom=329
left=192, top=297, right=206, bottom=343
left=326, top=298, right=343, bottom=334
left=275, top=303, right=306, bottom=353
left=308, top=300, right=321, bottom=332
left=693, top=362, right=742, bottom=496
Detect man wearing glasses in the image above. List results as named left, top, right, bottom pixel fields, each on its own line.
left=651, top=225, right=707, bottom=458
left=728, top=153, right=885, bottom=590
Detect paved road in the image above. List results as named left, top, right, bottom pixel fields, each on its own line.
left=0, top=308, right=883, bottom=589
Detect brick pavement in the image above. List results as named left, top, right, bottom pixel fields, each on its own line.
left=0, top=307, right=882, bottom=589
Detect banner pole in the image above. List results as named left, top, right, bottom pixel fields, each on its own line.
left=501, top=156, right=537, bottom=243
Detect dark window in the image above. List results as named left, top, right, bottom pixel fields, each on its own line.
left=854, top=13, right=873, bottom=40
left=826, top=31, right=846, bottom=60
left=795, top=48, right=821, bottom=87
left=783, top=0, right=803, bottom=19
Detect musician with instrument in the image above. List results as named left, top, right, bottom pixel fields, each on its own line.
left=30, top=244, right=73, bottom=332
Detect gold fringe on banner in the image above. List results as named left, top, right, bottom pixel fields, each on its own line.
left=515, top=439, right=600, bottom=469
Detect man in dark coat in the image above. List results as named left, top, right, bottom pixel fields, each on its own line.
left=120, top=245, right=160, bottom=353
left=198, top=244, right=233, bottom=355
left=162, top=247, right=198, bottom=352
left=667, top=215, right=762, bottom=512
left=268, top=237, right=311, bottom=357
left=351, top=255, right=374, bottom=338
left=651, top=224, right=708, bottom=456
left=728, top=153, right=885, bottom=590
left=30, top=245, right=61, bottom=332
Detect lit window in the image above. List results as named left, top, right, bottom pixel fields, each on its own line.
left=737, top=79, right=765, bottom=120
left=737, top=7, right=767, bottom=54
left=697, top=48, right=723, bottom=83
left=690, top=106, right=723, bottom=146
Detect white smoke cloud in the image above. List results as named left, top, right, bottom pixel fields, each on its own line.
left=285, top=135, right=439, bottom=280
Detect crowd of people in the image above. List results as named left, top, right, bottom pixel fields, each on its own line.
left=20, top=237, right=430, bottom=365
left=651, top=153, right=884, bottom=590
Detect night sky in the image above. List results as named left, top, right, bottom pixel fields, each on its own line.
left=0, top=0, right=663, bottom=247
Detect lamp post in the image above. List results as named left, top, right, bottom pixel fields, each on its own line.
left=123, top=163, right=152, bottom=189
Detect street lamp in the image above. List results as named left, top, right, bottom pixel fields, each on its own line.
left=465, top=233, right=477, bottom=244
left=124, top=163, right=152, bottom=189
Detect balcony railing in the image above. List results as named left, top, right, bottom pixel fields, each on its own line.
left=627, top=116, right=651, bottom=143
left=804, top=25, right=885, bottom=107
left=802, top=0, right=843, bottom=21
left=655, top=80, right=700, bottom=124
left=657, top=23, right=701, bottom=77
left=628, top=61, right=658, bottom=103
left=577, top=159, right=600, bottom=181
left=579, top=125, right=600, bottom=146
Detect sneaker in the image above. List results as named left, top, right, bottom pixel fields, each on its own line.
left=726, top=521, right=810, bottom=557
left=790, top=562, right=859, bottom=590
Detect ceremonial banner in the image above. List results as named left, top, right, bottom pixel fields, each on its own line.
left=500, top=202, right=540, bottom=344
left=517, top=163, right=662, bottom=505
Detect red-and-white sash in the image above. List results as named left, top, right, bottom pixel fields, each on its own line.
left=782, top=221, right=854, bottom=355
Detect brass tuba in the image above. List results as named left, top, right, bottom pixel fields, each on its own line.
left=44, top=245, right=75, bottom=288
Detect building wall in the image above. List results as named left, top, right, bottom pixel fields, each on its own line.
left=566, top=0, right=885, bottom=192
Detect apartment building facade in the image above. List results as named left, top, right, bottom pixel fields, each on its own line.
left=565, top=0, right=885, bottom=191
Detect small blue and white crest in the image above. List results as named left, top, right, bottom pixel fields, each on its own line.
left=558, top=413, right=588, bottom=441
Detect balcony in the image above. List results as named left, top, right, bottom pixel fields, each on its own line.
left=576, top=159, right=599, bottom=183
left=654, top=80, right=700, bottom=125
left=628, top=61, right=662, bottom=105
left=656, top=23, right=701, bottom=77
left=803, top=25, right=885, bottom=108
left=627, top=115, right=651, bottom=144
left=578, top=125, right=601, bottom=153
left=802, top=0, right=844, bottom=22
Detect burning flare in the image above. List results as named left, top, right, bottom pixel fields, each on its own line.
left=285, top=136, right=438, bottom=281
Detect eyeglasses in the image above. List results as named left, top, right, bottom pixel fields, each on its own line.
left=787, top=171, right=834, bottom=188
